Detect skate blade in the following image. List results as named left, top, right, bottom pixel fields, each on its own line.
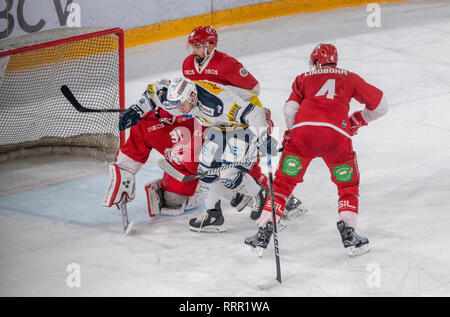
left=190, top=226, right=226, bottom=233
left=245, top=244, right=264, bottom=257
left=347, top=244, right=370, bottom=256
left=284, top=207, right=308, bottom=220
left=277, top=220, right=287, bottom=231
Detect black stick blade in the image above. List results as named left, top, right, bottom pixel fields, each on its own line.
left=60, top=85, right=124, bottom=113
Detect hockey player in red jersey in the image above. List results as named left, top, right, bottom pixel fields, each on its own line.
left=245, top=43, right=389, bottom=256
left=183, top=25, right=307, bottom=219
left=103, top=81, right=203, bottom=217
left=183, top=26, right=260, bottom=97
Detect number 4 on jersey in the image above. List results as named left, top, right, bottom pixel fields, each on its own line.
left=315, top=79, right=336, bottom=99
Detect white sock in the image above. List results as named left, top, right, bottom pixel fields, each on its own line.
left=339, top=210, right=358, bottom=229
left=258, top=210, right=281, bottom=227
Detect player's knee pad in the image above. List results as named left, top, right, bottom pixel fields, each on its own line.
left=330, top=157, right=360, bottom=188
left=275, top=150, right=308, bottom=184
left=103, top=164, right=135, bottom=208
left=145, top=179, right=163, bottom=217
left=145, top=179, right=199, bottom=217
left=220, top=169, right=244, bottom=190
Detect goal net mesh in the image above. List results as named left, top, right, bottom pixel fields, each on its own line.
left=0, top=27, right=124, bottom=162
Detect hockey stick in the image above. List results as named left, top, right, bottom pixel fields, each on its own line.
left=158, top=133, right=283, bottom=182
left=157, top=155, right=260, bottom=182
left=265, top=135, right=282, bottom=285
left=119, top=198, right=133, bottom=235
left=61, top=85, right=125, bottom=113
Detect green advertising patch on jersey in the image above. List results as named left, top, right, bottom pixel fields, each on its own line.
left=282, top=155, right=302, bottom=177
left=333, top=164, right=354, bottom=182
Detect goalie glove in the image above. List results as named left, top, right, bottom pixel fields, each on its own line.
left=118, top=80, right=170, bottom=131
left=103, top=164, right=136, bottom=208
left=349, top=111, right=368, bottom=136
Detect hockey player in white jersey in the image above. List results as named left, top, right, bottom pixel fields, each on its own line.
left=163, top=78, right=278, bottom=232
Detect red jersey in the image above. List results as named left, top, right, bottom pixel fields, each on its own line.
left=182, top=50, right=259, bottom=92
left=120, top=111, right=203, bottom=175
left=288, top=67, right=383, bottom=136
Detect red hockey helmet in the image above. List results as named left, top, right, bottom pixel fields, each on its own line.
left=309, top=43, right=338, bottom=69
left=188, top=26, right=218, bottom=46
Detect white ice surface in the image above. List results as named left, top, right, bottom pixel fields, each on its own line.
left=1, top=0, right=450, bottom=296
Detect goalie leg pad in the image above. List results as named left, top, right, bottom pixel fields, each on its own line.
left=160, top=191, right=188, bottom=216
left=103, top=164, right=136, bottom=208
left=145, top=179, right=164, bottom=217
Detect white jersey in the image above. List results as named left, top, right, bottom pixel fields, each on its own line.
left=189, top=81, right=268, bottom=134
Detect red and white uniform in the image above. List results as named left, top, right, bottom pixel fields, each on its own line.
left=117, top=110, right=204, bottom=197
left=262, top=66, right=388, bottom=224
left=182, top=50, right=260, bottom=96
left=182, top=50, right=268, bottom=188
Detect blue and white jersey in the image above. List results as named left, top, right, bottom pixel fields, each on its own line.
left=188, top=81, right=268, bottom=131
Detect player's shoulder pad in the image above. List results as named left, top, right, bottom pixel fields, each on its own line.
left=195, top=82, right=224, bottom=117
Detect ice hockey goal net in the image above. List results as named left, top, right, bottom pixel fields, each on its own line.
left=0, top=27, right=125, bottom=163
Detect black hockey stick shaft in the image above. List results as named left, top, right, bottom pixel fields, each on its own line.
left=61, top=85, right=125, bottom=113
left=267, top=136, right=282, bottom=284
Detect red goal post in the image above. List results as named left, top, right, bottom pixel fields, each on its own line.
left=0, top=27, right=125, bottom=162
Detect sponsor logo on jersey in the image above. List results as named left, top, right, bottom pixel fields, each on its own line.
left=184, top=69, right=195, bottom=75
left=239, top=68, right=248, bottom=77
left=198, top=101, right=215, bottom=116
left=282, top=155, right=302, bottom=177
left=205, top=69, right=218, bottom=75
left=338, top=200, right=357, bottom=210
left=195, top=81, right=224, bottom=95
left=333, top=164, right=354, bottom=182
left=228, top=103, right=241, bottom=122
left=265, top=199, right=284, bottom=216
left=147, top=123, right=165, bottom=132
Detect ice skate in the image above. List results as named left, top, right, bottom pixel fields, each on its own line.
left=282, top=195, right=308, bottom=220
left=250, top=186, right=269, bottom=220
left=337, top=220, right=370, bottom=256
left=230, top=192, right=253, bottom=212
left=189, top=202, right=225, bottom=233
left=244, top=222, right=273, bottom=256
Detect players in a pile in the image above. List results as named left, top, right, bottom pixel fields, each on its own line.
left=103, top=26, right=306, bottom=229
left=162, top=78, right=276, bottom=232
left=182, top=25, right=306, bottom=219
left=245, top=43, right=389, bottom=256
left=104, top=77, right=276, bottom=232
left=103, top=80, right=204, bottom=218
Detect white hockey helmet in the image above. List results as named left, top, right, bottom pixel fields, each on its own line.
left=166, top=77, right=197, bottom=110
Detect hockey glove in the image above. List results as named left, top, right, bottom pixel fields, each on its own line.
left=349, top=111, right=368, bottom=136
left=248, top=131, right=278, bottom=159
left=118, top=81, right=170, bottom=131
left=281, top=129, right=294, bottom=149
left=103, top=164, right=136, bottom=208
